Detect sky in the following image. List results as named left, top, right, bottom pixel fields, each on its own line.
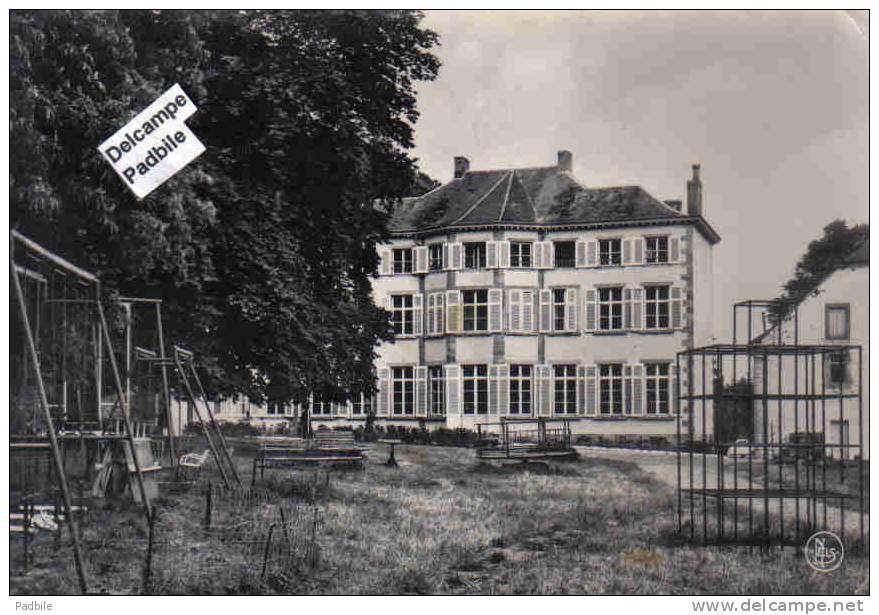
left=410, top=9, right=868, bottom=341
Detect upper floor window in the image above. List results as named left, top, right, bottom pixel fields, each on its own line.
left=644, top=285, right=671, bottom=329
left=552, top=288, right=567, bottom=331
left=462, top=364, right=488, bottom=415
left=645, top=363, right=671, bottom=415
left=509, top=364, right=532, bottom=415
left=828, top=351, right=849, bottom=387
left=554, top=241, right=576, bottom=268
left=553, top=364, right=577, bottom=415
left=390, top=294, right=414, bottom=335
left=464, top=242, right=487, bottom=270
left=599, top=239, right=622, bottom=266
left=599, top=364, right=624, bottom=415
left=462, top=289, right=489, bottom=332
left=510, top=241, right=532, bottom=268
left=392, top=366, right=415, bottom=415
left=428, top=366, right=445, bottom=415
left=429, top=244, right=444, bottom=271
left=598, top=287, right=624, bottom=331
left=645, top=236, right=669, bottom=264
left=825, top=304, right=850, bottom=340
left=393, top=248, right=413, bottom=274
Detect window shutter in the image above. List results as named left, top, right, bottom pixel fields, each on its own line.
left=671, top=286, right=683, bottom=329
left=486, top=241, right=499, bottom=268
left=670, top=371, right=678, bottom=416
left=539, top=289, right=552, bottom=332
left=498, top=364, right=509, bottom=415
left=586, top=240, right=598, bottom=267
left=522, top=290, right=536, bottom=332
left=489, top=364, right=500, bottom=415
left=488, top=288, right=503, bottom=332
left=622, top=238, right=633, bottom=265
left=380, top=249, right=392, bottom=276
left=436, top=292, right=446, bottom=334
left=576, top=364, right=587, bottom=415
left=670, top=236, right=680, bottom=264
left=413, top=293, right=424, bottom=336
left=415, top=366, right=428, bottom=417
left=542, top=241, right=555, bottom=269
left=632, top=287, right=644, bottom=331
left=633, top=238, right=644, bottom=264
left=446, top=290, right=461, bottom=334
left=444, top=364, right=461, bottom=416
left=624, top=365, right=634, bottom=415
left=585, top=366, right=597, bottom=415
left=565, top=288, right=578, bottom=332
left=414, top=246, right=428, bottom=274
left=376, top=367, right=390, bottom=416
left=537, top=365, right=552, bottom=416
left=385, top=294, right=393, bottom=311
left=498, top=240, right=511, bottom=268
left=533, top=242, right=544, bottom=268
left=624, top=287, right=633, bottom=330
left=633, top=365, right=643, bottom=415
left=450, top=242, right=463, bottom=270
left=508, top=289, right=522, bottom=332
left=576, top=240, right=588, bottom=268
left=585, top=289, right=597, bottom=332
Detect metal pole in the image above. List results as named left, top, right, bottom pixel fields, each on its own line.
left=10, top=258, right=89, bottom=594
left=154, top=304, right=175, bottom=464
left=187, top=359, right=241, bottom=485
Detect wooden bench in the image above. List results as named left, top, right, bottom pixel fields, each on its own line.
left=251, top=441, right=366, bottom=486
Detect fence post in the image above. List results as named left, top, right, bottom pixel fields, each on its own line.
left=203, top=482, right=212, bottom=528
left=143, top=509, right=158, bottom=594
left=261, top=523, right=277, bottom=579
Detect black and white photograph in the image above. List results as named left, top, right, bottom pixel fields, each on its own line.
left=5, top=6, right=871, bottom=606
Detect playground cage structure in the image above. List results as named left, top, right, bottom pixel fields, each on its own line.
left=475, top=417, right=577, bottom=460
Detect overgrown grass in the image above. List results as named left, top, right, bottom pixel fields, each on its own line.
left=9, top=445, right=869, bottom=595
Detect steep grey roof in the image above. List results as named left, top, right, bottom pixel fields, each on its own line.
left=390, top=165, right=719, bottom=243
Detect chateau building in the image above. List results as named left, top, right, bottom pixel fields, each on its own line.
left=363, top=151, right=720, bottom=438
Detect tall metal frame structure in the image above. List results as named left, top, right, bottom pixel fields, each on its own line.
left=676, top=300, right=865, bottom=549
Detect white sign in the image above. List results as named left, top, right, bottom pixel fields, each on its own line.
left=98, top=83, right=205, bottom=199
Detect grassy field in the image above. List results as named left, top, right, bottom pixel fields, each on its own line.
left=9, top=443, right=870, bottom=595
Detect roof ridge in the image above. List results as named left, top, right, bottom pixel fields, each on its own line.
left=451, top=170, right=512, bottom=225
left=497, top=170, right=516, bottom=222
left=465, top=164, right=556, bottom=175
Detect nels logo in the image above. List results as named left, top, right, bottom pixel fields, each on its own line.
left=805, top=531, right=844, bottom=572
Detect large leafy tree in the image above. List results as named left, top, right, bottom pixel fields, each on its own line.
left=10, top=10, right=440, bottom=403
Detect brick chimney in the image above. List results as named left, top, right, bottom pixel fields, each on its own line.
left=557, top=150, right=573, bottom=172
left=454, top=156, right=470, bottom=179
left=687, top=164, right=702, bottom=216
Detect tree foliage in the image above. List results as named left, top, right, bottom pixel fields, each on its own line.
left=10, top=9, right=440, bottom=403
left=769, top=220, right=869, bottom=324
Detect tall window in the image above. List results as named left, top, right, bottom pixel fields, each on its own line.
left=552, top=288, right=567, bottom=331
left=645, top=363, right=670, bottom=415
left=311, top=398, right=333, bottom=416
left=464, top=242, right=487, bottom=269
left=599, top=239, right=622, bottom=266
left=390, top=294, right=414, bottom=335
left=351, top=393, right=374, bottom=416
left=428, top=366, right=445, bottom=415
left=393, top=248, right=413, bottom=273
left=598, top=287, right=623, bottom=330
left=429, top=244, right=444, bottom=271
left=554, top=241, right=576, bottom=268
left=392, top=366, right=415, bottom=415
left=510, top=241, right=532, bottom=268
left=825, top=304, right=850, bottom=340
left=462, top=364, right=488, bottom=415
left=599, top=364, right=623, bottom=415
left=554, top=364, right=577, bottom=415
left=462, top=289, right=489, bottom=332
left=645, top=285, right=670, bottom=329
left=509, top=365, right=532, bottom=415
left=645, top=236, right=669, bottom=264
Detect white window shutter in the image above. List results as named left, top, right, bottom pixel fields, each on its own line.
left=633, top=238, right=645, bottom=265
left=415, top=366, right=428, bottom=417
left=446, top=290, right=461, bottom=333
left=576, top=365, right=587, bottom=415
left=522, top=289, right=536, bottom=332
left=565, top=287, right=578, bottom=332
left=498, top=364, right=509, bottom=415
left=376, top=367, right=390, bottom=416
left=488, top=288, right=503, bottom=332
left=450, top=242, right=463, bottom=270
left=385, top=294, right=393, bottom=311
left=380, top=249, right=392, bottom=276
left=537, top=365, right=552, bottom=416
left=633, top=365, right=644, bottom=415
left=586, top=240, right=598, bottom=267
left=442, top=243, right=450, bottom=270
left=576, top=240, right=588, bottom=268
left=488, top=365, right=500, bottom=415
left=632, top=287, right=644, bottom=331
left=670, top=371, right=678, bottom=415
left=486, top=241, right=499, bottom=269
left=585, top=366, right=597, bottom=415
left=413, top=293, right=424, bottom=336
left=414, top=246, right=428, bottom=274
left=508, top=289, right=522, bottom=332
left=624, top=365, right=634, bottom=415
left=539, top=289, right=552, bottom=332
left=624, top=287, right=633, bottom=330
left=542, top=241, right=555, bottom=269
left=671, top=286, right=683, bottom=329
left=670, top=236, right=680, bottom=264
left=622, top=239, right=633, bottom=265
left=433, top=292, right=445, bottom=335
left=498, top=240, right=511, bottom=268
left=533, top=242, right=543, bottom=269
left=584, top=289, right=597, bottom=332
left=444, top=364, right=461, bottom=416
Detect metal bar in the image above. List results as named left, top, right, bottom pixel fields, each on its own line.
left=154, top=304, right=176, bottom=465
left=117, top=296, right=164, bottom=304
left=11, top=230, right=99, bottom=283
left=187, top=359, right=241, bottom=486
left=10, top=257, right=89, bottom=594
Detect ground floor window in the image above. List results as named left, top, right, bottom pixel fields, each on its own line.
left=428, top=366, right=445, bottom=415
left=645, top=363, right=670, bottom=414
left=554, top=364, right=577, bottom=414
left=509, top=364, right=532, bottom=415
left=311, top=398, right=334, bottom=416
left=463, top=364, right=488, bottom=415
left=392, top=366, right=415, bottom=415
left=351, top=392, right=374, bottom=416
left=599, top=364, right=623, bottom=415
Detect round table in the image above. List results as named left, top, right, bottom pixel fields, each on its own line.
left=378, top=439, right=402, bottom=467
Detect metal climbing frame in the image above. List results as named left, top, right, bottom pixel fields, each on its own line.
left=475, top=417, right=576, bottom=460
left=10, top=231, right=153, bottom=594
left=676, top=300, right=866, bottom=549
